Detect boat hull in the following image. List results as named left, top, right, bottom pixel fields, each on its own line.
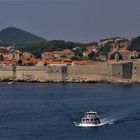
left=74, top=122, right=101, bottom=127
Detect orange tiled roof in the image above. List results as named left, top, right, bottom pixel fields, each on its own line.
left=22, top=58, right=40, bottom=64
left=3, top=61, right=16, bottom=65
left=63, top=49, right=73, bottom=53
left=73, top=61, right=86, bottom=65
left=53, top=51, right=63, bottom=54
left=112, top=49, right=131, bottom=53
left=30, top=58, right=40, bottom=63
left=58, top=58, right=72, bottom=62
left=47, top=61, right=65, bottom=65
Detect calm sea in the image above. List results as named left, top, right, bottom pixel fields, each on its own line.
left=0, top=83, right=140, bottom=140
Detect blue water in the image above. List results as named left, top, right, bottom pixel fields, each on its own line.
left=0, top=83, right=140, bottom=140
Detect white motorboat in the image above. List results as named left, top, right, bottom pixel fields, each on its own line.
left=74, top=110, right=101, bottom=127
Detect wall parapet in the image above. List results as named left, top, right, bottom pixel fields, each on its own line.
left=0, top=62, right=139, bottom=83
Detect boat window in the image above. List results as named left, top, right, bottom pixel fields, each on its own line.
left=86, top=119, right=89, bottom=121
left=91, top=119, right=93, bottom=121
left=94, top=118, right=99, bottom=121
left=82, top=119, right=85, bottom=121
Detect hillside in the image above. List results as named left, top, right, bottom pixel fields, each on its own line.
left=20, top=40, right=85, bottom=58
left=128, top=36, right=140, bottom=51
left=0, top=27, right=140, bottom=58
left=0, top=27, right=46, bottom=47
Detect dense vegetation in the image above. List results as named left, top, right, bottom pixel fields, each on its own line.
left=96, top=45, right=112, bottom=56
left=0, top=27, right=46, bottom=47
left=128, top=36, right=140, bottom=51
left=20, top=40, right=85, bottom=58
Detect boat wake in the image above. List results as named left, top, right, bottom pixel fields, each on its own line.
left=73, top=119, right=115, bottom=127
left=74, top=106, right=140, bottom=128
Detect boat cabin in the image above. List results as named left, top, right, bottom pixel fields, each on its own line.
left=81, top=111, right=100, bottom=125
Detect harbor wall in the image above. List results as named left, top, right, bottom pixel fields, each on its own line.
left=132, top=62, right=140, bottom=82
left=16, top=66, right=67, bottom=82
left=67, top=64, right=109, bottom=82
left=0, top=66, right=14, bottom=81
left=0, top=62, right=140, bottom=83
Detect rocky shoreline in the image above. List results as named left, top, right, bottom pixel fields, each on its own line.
left=0, top=78, right=139, bottom=84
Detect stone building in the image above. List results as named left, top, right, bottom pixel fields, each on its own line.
left=22, top=52, right=36, bottom=59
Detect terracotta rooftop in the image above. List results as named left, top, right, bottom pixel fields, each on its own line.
left=3, top=61, right=16, bottom=65
left=63, top=49, right=73, bottom=53
left=47, top=61, right=65, bottom=65
left=112, top=49, right=131, bottom=53
left=53, top=51, right=63, bottom=54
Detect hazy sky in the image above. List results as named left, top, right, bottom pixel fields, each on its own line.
left=0, top=0, right=140, bottom=43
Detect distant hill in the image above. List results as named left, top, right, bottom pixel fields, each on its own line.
left=0, top=27, right=139, bottom=58
left=0, top=27, right=47, bottom=47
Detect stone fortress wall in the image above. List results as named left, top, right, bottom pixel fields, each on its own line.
left=0, top=62, right=140, bottom=83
